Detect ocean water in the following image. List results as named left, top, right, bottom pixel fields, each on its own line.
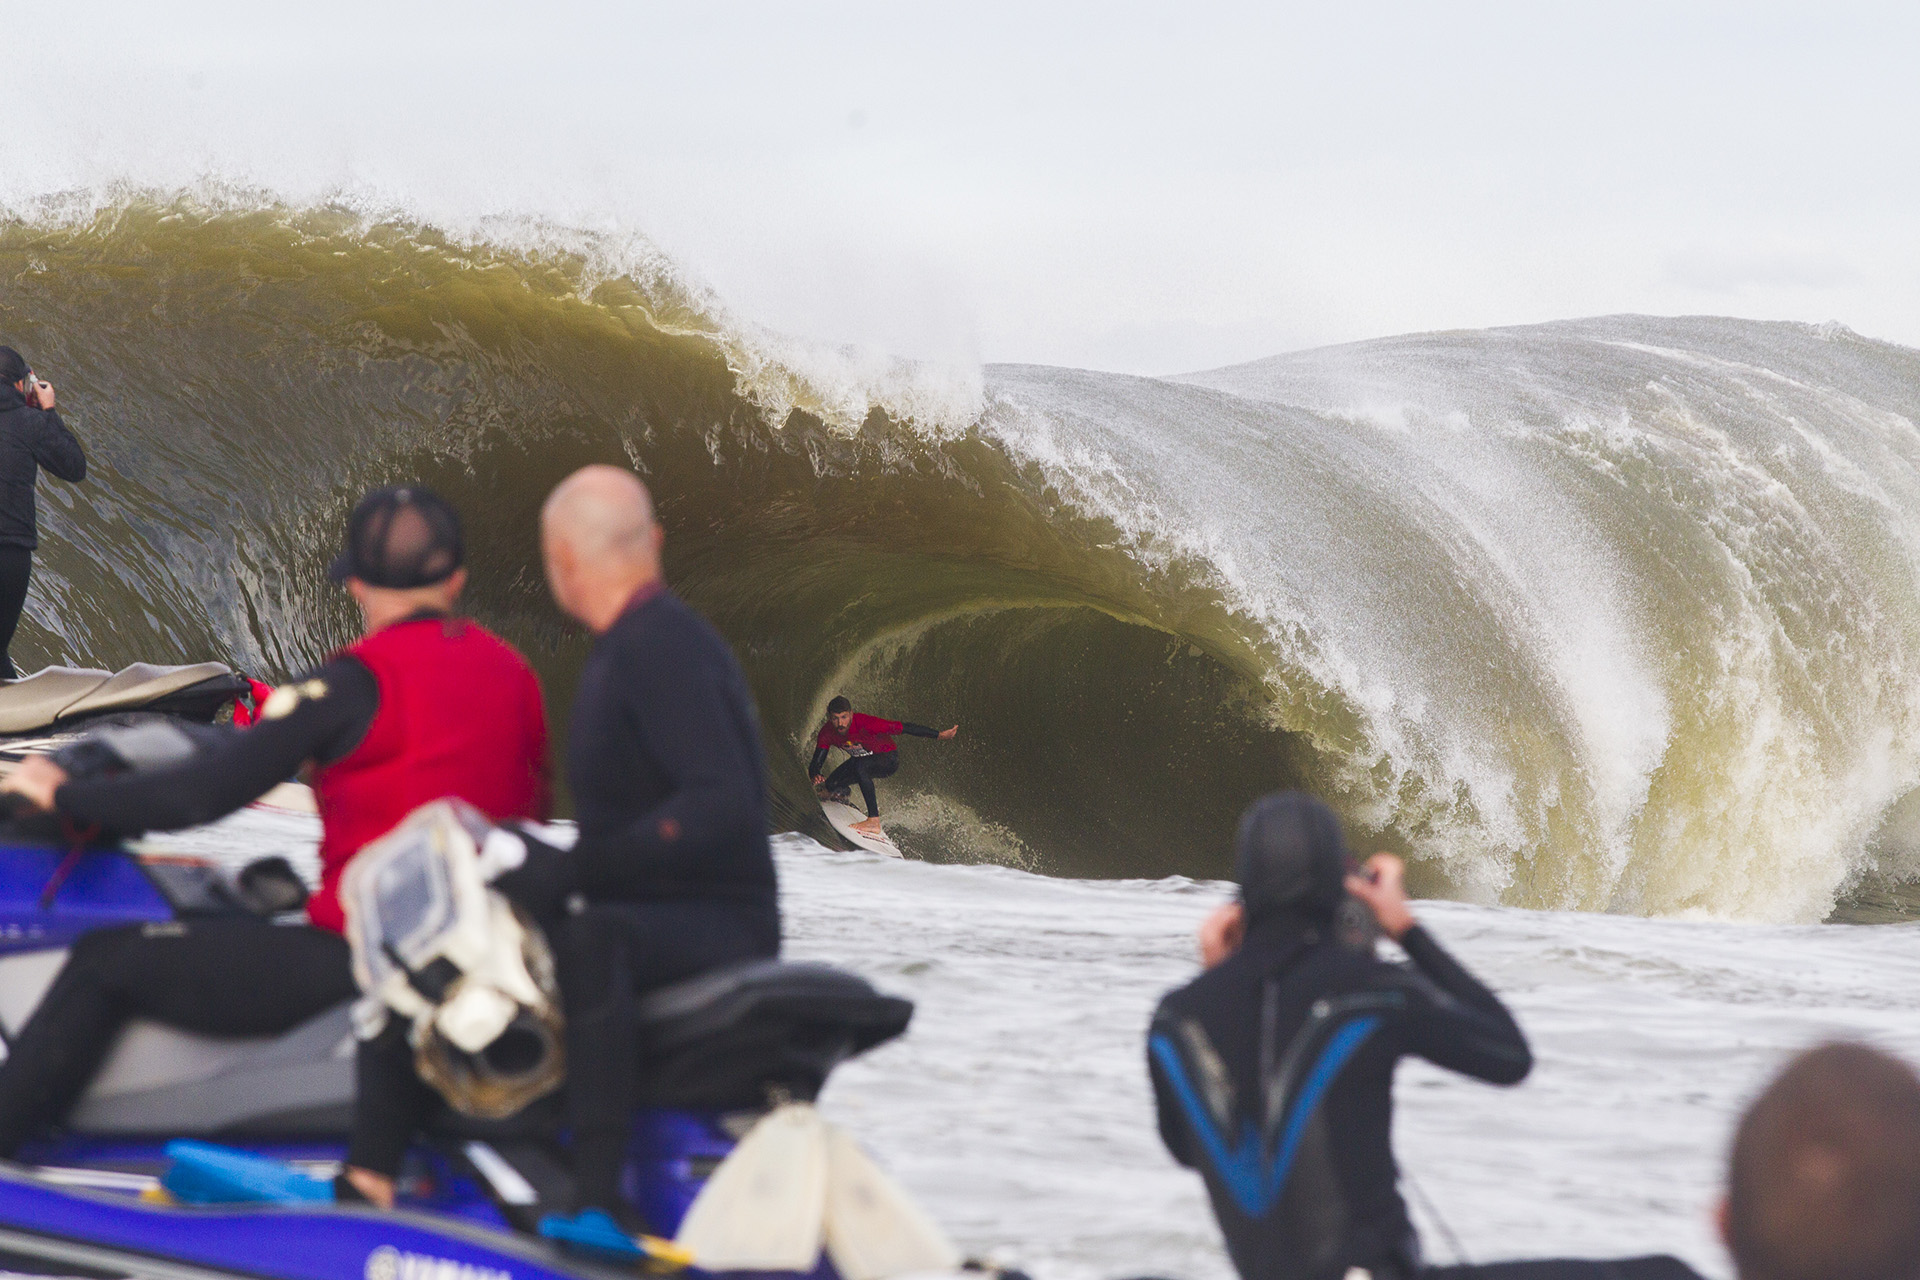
left=15, top=186, right=1920, bottom=1276
left=8, top=204, right=1920, bottom=921
left=143, top=816, right=1920, bottom=1280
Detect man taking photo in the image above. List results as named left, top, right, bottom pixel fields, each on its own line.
left=0, top=346, right=86, bottom=680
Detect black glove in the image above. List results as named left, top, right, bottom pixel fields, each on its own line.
left=487, top=824, right=577, bottom=929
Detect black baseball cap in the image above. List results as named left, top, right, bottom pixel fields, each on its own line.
left=327, top=485, right=466, bottom=589
left=0, top=348, right=27, bottom=385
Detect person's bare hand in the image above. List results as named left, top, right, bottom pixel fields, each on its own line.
left=25, top=381, right=52, bottom=411
left=811, top=775, right=826, bottom=788
left=1345, top=853, right=1417, bottom=940
left=1, top=756, right=69, bottom=813
left=1198, top=900, right=1245, bottom=968
left=938, top=724, right=959, bottom=740
left=343, top=1165, right=395, bottom=1210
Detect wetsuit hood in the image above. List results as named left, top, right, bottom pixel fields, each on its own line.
left=1234, top=792, right=1353, bottom=924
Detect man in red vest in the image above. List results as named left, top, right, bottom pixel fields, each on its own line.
left=0, top=485, right=549, bottom=1206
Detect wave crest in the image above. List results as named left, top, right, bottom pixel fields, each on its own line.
left=8, top=195, right=1920, bottom=921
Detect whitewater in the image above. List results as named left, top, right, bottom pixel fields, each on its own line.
left=11, top=191, right=1920, bottom=1276
left=145, top=810, right=1920, bottom=1280
left=9, top=202, right=1920, bottom=918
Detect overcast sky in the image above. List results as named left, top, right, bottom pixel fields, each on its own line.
left=9, top=1, right=1920, bottom=373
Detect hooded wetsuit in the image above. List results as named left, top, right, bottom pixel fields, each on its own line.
left=1147, top=793, right=1530, bottom=1279
left=809, top=714, right=941, bottom=817
left=1149, top=794, right=1700, bottom=1280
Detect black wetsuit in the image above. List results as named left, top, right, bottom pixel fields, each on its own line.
left=500, top=582, right=779, bottom=1215
left=0, top=657, right=376, bottom=1155
left=1149, top=913, right=1532, bottom=1280
left=809, top=722, right=939, bottom=818
left=0, top=384, right=86, bottom=680
left=1150, top=915, right=1702, bottom=1280
left=57, top=658, right=378, bottom=829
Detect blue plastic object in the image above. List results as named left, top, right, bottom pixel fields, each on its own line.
left=627, top=1107, right=738, bottom=1233
left=0, top=845, right=170, bottom=953
left=162, top=1140, right=334, bottom=1205
left=0, top=842, right=782, bottom=1280
left=537, top=1208, right=643, bottom=1261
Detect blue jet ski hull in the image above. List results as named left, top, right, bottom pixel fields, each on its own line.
left=0, top=841, right=900, bottom=1279
left=0, top=1159, right=634, bottom=1280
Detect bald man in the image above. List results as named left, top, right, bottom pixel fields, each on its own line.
left=525, top=465, right=780, bottom=1228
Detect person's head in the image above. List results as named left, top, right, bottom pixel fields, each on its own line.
left=826, top=695, right=853, bottom=732
left=328, top=485, right=468, bottom=633
left=540, top=465, right=663, bottom=633
left=1233, top=792, right=1355, bottom=924
left=1722, top=1041, right=1920, bottom=1280
left=0, top=347, right=30, bottom=394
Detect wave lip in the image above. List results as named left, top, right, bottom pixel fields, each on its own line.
left=9, top=194, right=1920, bottom=922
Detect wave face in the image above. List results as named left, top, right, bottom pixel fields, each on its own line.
left=6, top=198, right=1920, bottom=922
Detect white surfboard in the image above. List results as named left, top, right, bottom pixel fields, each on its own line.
left=819, top=796, right=902, bottom=858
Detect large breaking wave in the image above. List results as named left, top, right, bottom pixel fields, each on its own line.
left=6, top=194, right=1920, bottom=924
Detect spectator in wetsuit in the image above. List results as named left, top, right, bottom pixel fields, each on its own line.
left=809, top=696, right=957, bottom=838
left=0, top=347, right=86, bottom=680
left=1151, top=792, right=1702, bottom=1280
left=506, top=464, right=779, bottom=1228
left=0, top=486, right=549, bottom=1207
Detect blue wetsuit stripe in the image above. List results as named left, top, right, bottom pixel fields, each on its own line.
left=1151, top=1014, right=1382, bottom=1218
left=1268, top=1015, right=1379, bottom=1182
left=1151, top=1033, right=1269, bottom=1215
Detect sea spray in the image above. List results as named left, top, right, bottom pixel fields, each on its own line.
left=8, top=197, right=1920, bottom=920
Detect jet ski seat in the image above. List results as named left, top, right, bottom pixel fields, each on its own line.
left=635, top=959, right=913, bottom=1109
left=61, top=959, right=911, bottom=1138
left=0, top=663, right=246, bottom=737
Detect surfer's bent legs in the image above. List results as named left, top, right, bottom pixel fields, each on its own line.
left=0, top=918, right=355, bottom=1155
left=824, top=752, right=899, bottom=818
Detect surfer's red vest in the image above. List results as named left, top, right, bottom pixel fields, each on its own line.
left=815, top=713, right=905, bottom=757
left=307, top=616, right=550, bottom=933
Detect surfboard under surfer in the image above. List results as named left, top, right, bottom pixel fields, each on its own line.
left=809, top=695, right=957, bottom=838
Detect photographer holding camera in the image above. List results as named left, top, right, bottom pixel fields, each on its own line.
left=0, top=346, right=86, bottom=681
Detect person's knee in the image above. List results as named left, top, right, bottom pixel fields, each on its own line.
left=62, top=923, right=150, bottom=987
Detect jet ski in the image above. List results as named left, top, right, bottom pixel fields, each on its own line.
left=0, top=835, right=918, bottom=1279
left=0, top=663, right=307, bottom=816
left=0, top=663, right=250, bottom=746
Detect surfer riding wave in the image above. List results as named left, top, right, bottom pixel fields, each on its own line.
left=810, top=696, right=957, bottom=840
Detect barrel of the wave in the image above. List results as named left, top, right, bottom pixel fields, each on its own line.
left=0, top=347, right=85, bottom=682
